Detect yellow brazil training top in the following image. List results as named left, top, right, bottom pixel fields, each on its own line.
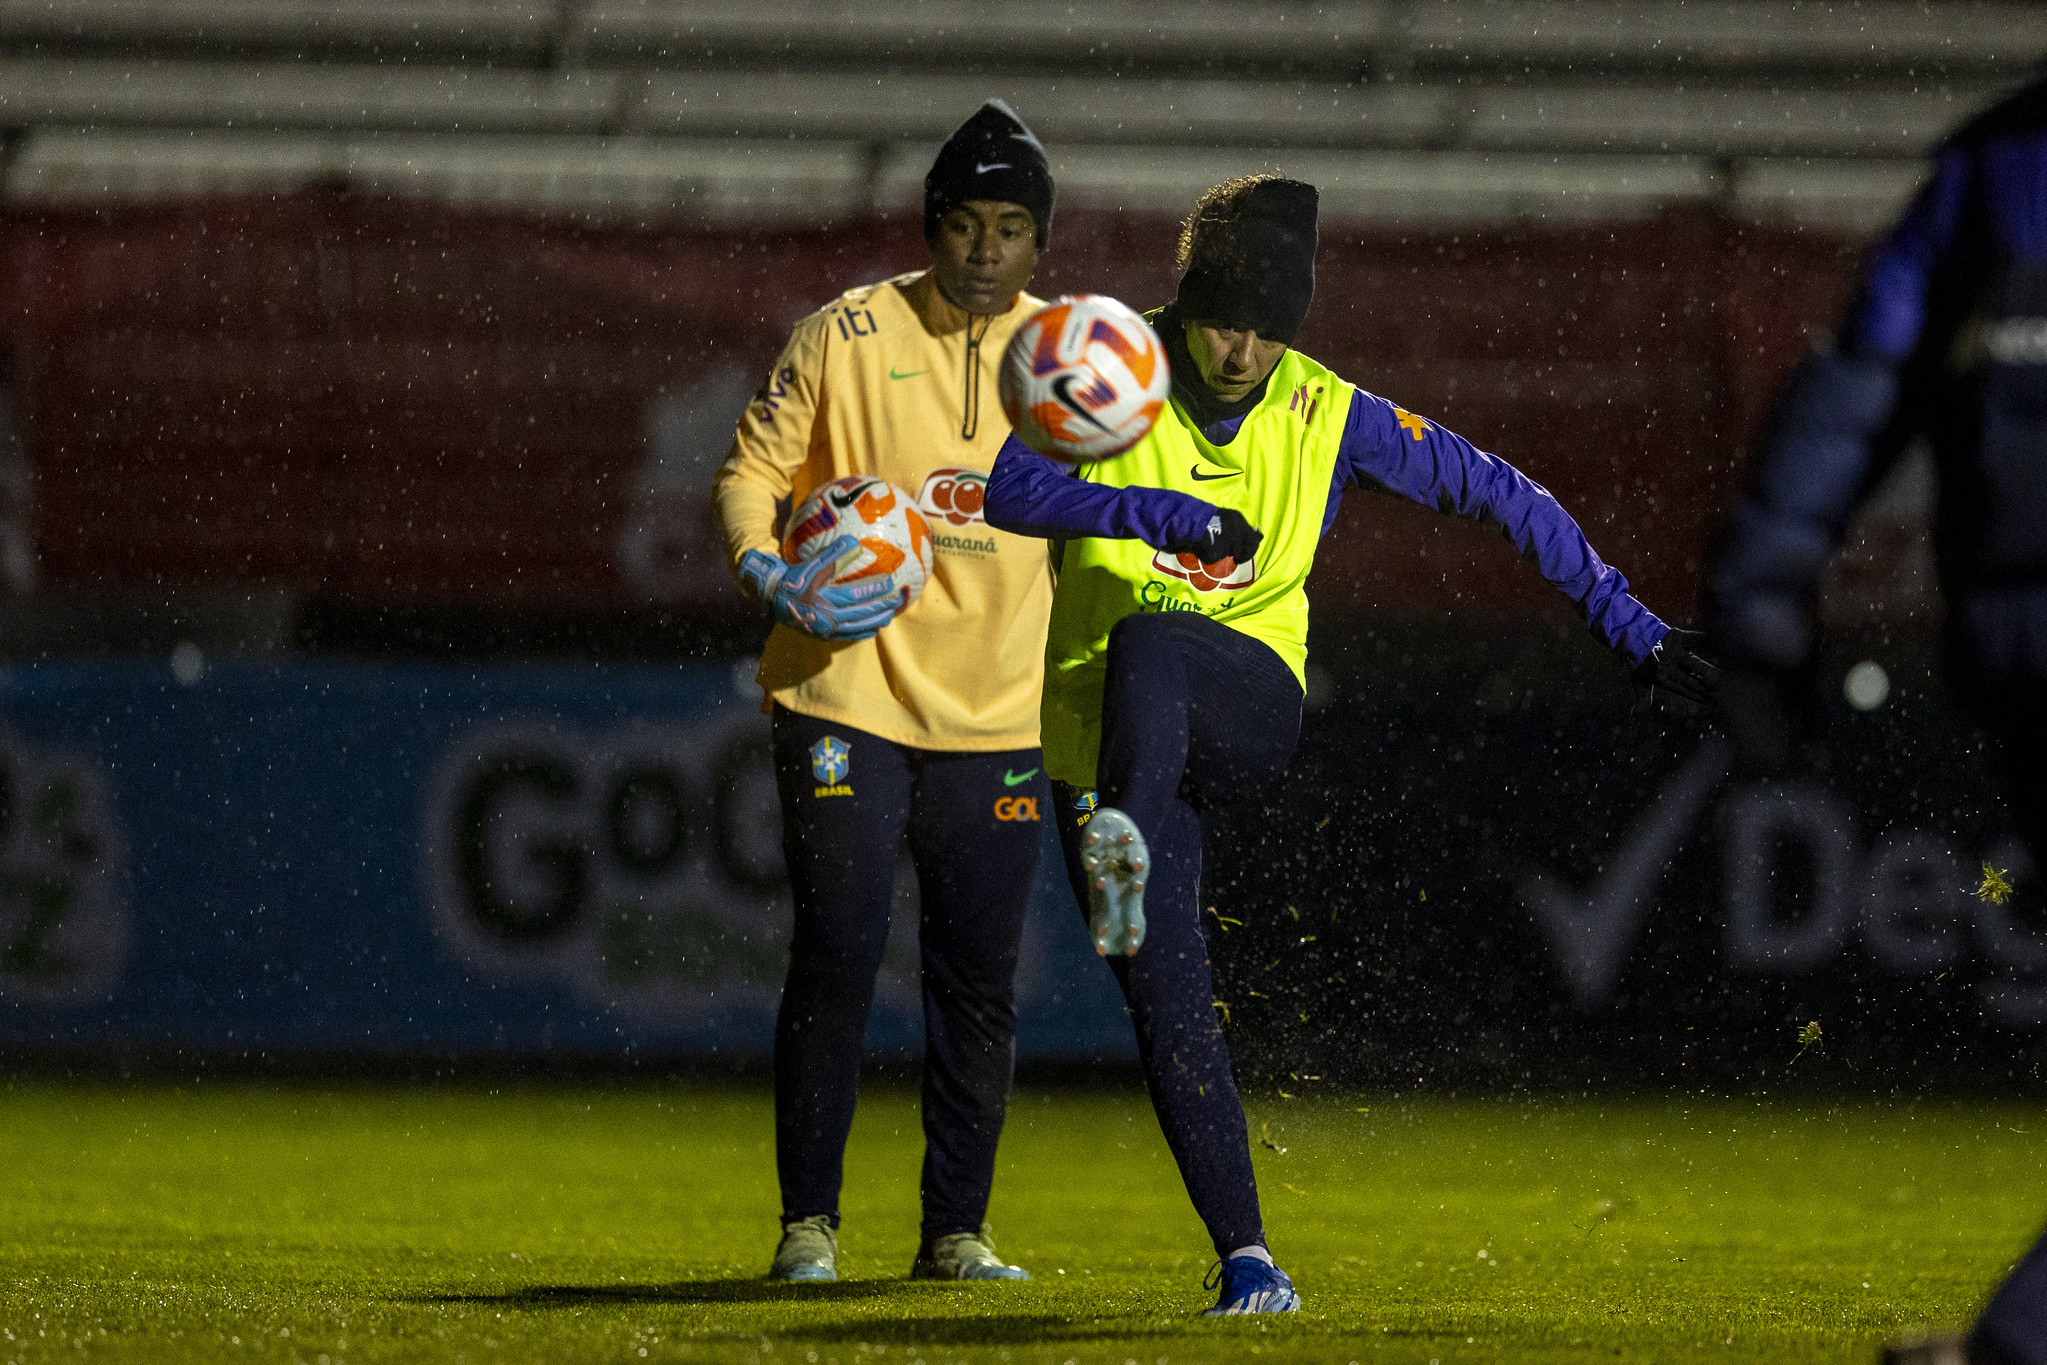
left=713, top=270, right=1054, bottom=751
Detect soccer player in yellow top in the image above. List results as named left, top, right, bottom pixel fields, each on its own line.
left=712, top=100, right=1055, bottom=1285
left=987, top=175, right=1718, bottom=1314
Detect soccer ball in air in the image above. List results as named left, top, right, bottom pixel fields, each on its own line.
left=781, top=475, right=936, bottom=612
left=999, top=294, right=1171, bottom=463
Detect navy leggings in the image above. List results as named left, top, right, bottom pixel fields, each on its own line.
left=771, top=707, right=1046, bottom=1242
left=1973, top=705, right=2047, bottom=1365
left=1053, top=610, right=1304, bottom=1259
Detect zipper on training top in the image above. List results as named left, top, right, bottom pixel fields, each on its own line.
left=961, top=312, right=991, bottom=441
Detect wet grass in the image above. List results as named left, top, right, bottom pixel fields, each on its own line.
left=0, top=1082, right=2039, bottom=1364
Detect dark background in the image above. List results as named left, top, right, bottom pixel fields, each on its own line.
left=0, top=189, right=2034, bottom=1091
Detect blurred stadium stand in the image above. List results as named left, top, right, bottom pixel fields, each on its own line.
left=0, top=1, right=2014, bottom=651
left=0, top=1, right=2028, bottom=227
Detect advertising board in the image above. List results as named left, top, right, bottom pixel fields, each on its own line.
left=0, top=654, right=2037, bottom=1087
left=0, top=658, right=1131, bottom=1061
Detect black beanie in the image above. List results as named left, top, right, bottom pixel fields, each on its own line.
left=1174, top=177, right=1318, bottom=342
left=924, top=99, right=1055, bottom=249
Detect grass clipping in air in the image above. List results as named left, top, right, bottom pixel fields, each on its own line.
left=1788, top=1019, right=1824, bottom=1070
left=1977, top=861, right=2015, bottom=905
left=0, top=1084, right=2040, bottom=1363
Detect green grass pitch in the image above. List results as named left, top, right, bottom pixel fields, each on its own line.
left=0, top=1083, right=2041, bottom=1364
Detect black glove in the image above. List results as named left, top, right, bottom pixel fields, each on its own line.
left=1632, top=627, right=1722, bottom=711
left=1162, top=508, right=1263, bottom=569
left=1718, top=662, right=1817, bottom=778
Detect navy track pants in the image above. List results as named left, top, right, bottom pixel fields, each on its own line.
left=1052, top=610, right=1303, bottom=1259
left=770, top=707, right=1047, bottom=1242
left=1973, top=699, right=2047, bottom=1365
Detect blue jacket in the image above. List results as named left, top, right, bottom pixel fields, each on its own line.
left=986, top=383, right=1669, bottom=668
left=1708, top=76, right=2047, bottom=697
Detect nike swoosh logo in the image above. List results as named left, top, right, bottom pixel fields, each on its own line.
left=889, top=368, right=929, bottom=380
left=976, top=162, right=1011, bottom=173
left=1190, top=465, right=1241, bottom=481
left=1003, top=768, right=1039, bottom=786
left=1051, top=374, right=1116, bottom=434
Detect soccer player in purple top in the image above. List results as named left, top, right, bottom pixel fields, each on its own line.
left=986, top=174, right=1717, bottom=1314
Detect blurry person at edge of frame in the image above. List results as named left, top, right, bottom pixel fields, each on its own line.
left=709, top=99, right=1055, bottom=1287
left=983, top=172, right=1720, bottom=1318
left=1704, top=76, right=2047, bottom=1365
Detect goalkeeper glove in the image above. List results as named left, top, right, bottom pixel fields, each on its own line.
left=738, top=537, right=899, bottom=642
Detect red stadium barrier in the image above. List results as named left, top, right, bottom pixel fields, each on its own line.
left=0, top=189, right=1866, bottom=619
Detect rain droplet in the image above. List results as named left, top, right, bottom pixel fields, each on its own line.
left=1843, top=660, right=1889, bottom=711
left=169, top=641, right=206, bottom=687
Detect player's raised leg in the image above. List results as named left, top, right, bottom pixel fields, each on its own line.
left=1056, top=611, right=1305, bottom=1311
left=902, top=749, right=1043, bottom=1281
left=769, top=711, right=914, bottom=1281
left=1054, top=789, right=1268, bottom=1281
left=1109, top=612, right=1304, bottom=1311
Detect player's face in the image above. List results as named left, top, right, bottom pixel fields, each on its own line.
left=930, top=201, right=1039, bottom=316
left=1185, top=320, right=1288, bottom=402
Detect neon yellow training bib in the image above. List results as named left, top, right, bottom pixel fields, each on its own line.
left=1041, top=346, right=1355, bottom=787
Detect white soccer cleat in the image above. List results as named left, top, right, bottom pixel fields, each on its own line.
left=767, top=1215, right=837, bottom=1282
left=1079, top=807, right=1148, bottom=956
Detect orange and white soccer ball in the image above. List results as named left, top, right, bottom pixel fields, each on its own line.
left=999, top=294, right=1171, bottom=463
left=781, top=475, right=935, bottom=612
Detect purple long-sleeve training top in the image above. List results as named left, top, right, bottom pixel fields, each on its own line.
left=985, top=385, right=1669, bottom=668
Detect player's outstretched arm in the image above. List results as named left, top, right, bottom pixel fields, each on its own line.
left=985, top=432, right=1223, bottom=548
left=1337, top=389, right=1680, bottom=679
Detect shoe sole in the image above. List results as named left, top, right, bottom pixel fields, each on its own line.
left=910, top=1261, right=1030, bottom=1282
left=769, top=1264, right=836, bottom=1283
left=1080, top=808, right=1148, bottom=955
left=1202, top=1288, right=1302, bottom=1315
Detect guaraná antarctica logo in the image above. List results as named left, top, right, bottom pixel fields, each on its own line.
left=1150, top=546, right=1257, bottom=593
left=917, top=467, right=998, bottom=557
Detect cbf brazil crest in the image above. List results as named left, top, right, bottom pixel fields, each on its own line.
left=810, top=735, right=851, bottom=792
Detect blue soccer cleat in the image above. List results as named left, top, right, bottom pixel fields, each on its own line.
left=1079, top=807, right=1148, bottom=955
left=1201, top=1255, right=1301, bottom=1315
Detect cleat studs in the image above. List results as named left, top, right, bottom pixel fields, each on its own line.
left=1132, top=882, right=1145, bottom=893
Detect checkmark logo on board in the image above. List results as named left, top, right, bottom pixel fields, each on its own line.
left=1003, top=768, right=1039, bottom=786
